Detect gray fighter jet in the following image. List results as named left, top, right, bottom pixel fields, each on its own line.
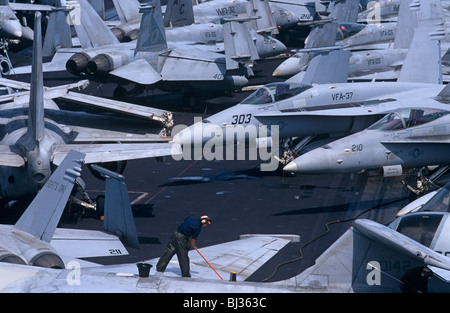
left=0, top=0, right=55, bottom=41
left=0, top=150, right=141, bottom=270
left=273, top=0, right=411, bottom=79
left=0, top=12, right=176, bottom=204
left=282, top=106, right=450, bottom=175
left=173, top=0, right=445, bottom=168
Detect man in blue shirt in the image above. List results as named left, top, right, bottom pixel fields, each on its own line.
left=156, top=215, right=212, bottom=277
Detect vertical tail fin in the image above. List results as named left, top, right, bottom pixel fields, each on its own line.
left=223, top=20, right=259, bottom=70
left=14, top=150, right=85, bottom=243
left=397, top=0, right=445, bottom=84
left=393, top=0, right=419, bottom=49
left=112, top=0, right=141, bottom=24
left=135, top=0, right=167, bottom=54
left=90, top=165, right=139, bottom=249
left=67, top=0, right=119, bottom=49
left=27, top=12, right=44, bottom=145
left=43, top=1, right=73, bottom=58
left=327, top=0, right=359, bottom=24
left=246, top=0, right=278, bottom=34
left=164, top=0, right=195, bottom=27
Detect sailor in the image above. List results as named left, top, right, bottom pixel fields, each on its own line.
left=156, top=215, right=212, bottom=277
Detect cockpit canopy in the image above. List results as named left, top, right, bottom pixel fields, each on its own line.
left=391, top=213, right=443, bottom=247
left=368, top=108, right=450, bottom=131
left=388, top=182, right=450, bottom=248
left=336, top=23, right=366, bottom=40
left=240, top=82, right=312, bottom=105
left=418, top=183, right=450, bottom=214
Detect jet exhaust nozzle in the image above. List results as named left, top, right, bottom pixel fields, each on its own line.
left=111, top=27, right=126, bottom=42
left=87, top=54, right=114, bottom=75
left=123, top=29, right=139, bottom=42
left=0, top=248, right=26, bottom=265
left=66, top=52, right=91, bottom=74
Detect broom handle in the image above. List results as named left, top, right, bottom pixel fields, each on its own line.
left=194, top=247, right=224, bottom=280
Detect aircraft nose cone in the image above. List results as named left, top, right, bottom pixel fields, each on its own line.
left=1, top=20, right=23, bottom=39
left=283, top=148, right=333, bottom=174
left=272, top=56, right=302, bottom=77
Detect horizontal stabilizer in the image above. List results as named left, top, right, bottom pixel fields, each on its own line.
left=51, top=228, right=129, bottom=258
left=161, top=49, right=226, bottom=81
left=14, top=150, right=85, bottom=243
left=51, top=142, right=179, bottom=166
left=109, top=59, right=162, bottom=85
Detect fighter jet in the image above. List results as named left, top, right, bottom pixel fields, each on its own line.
left=0, top=0, right=55, bottom=41
left=19, top=0, right=264, bottom=103
left=0, top=11, right=177, bottom=205
left=282, top=106, right=450, bottom=175
left=273, top=0, right=409, bottom=79
left=173, top=0, right=445, bottom=168
left=274, top=0, right=433, bottom=82
left=108, top=0, right=286, bottom=57
left=0, top=150, right=143, bottom=271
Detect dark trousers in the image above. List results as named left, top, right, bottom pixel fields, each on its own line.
left=156, top=231, right=191, bottom=277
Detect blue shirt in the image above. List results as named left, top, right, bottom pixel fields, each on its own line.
left=177, top=217, right=202, bottom=239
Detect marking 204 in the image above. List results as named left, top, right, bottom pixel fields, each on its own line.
left=331, top=91, right=353, bottom=101
left=231, top=114, right=252, bottom=125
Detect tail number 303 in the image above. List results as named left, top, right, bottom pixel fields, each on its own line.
left=231, top=114, right=252, bottom=125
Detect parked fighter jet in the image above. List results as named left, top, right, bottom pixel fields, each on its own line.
left=273, top=0, right=421, bottom=81
left=0, top=150, right=141, bottom=270
left=108, top=0, right=286, bottom=57
left=0, top=12, right=176, bottom=205
left=0, top=0, right=55, bottom=41
left=173, top=0, right=445, bottom=168
left=282, top=106, right=450, bottom=175
left=20, top=0, right=264, bottom=102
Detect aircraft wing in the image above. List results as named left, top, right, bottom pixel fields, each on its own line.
left=60, top=91, right=170, bottom=125
left=149, top=234, right=299, bottom=280
left=160, top=49, right=226, bottom=81
left=51, top=229, right=129, bottom=259
left=9, top=3, right=54, bottom=11
left=51, top=142, right=179, bottom=166
left=353, top=219, right=450, bottom=270
left=109, top=59, right=162, bottom=85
